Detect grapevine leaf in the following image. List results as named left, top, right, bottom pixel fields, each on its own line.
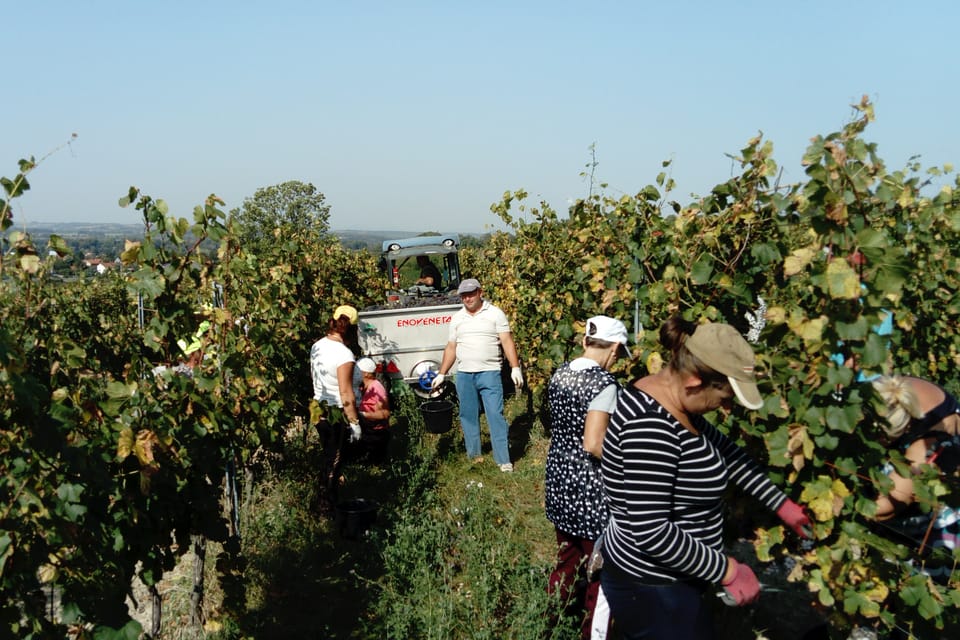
left=117, top=428, right=134, bottom=460
left=826, top=259, right=861, bottom=299
left=689, top=256, right=714, bottom=284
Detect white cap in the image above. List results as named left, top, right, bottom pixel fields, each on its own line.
left=586, top=316, right=631, bottom=357
left=356, top=357, right=377, bottom=373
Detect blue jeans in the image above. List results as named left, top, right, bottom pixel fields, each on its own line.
left=455, top=370, right=511, bottom=465
left=600, top=564, right=714, bottom=640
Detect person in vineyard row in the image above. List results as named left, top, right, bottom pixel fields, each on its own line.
left=431, top=278, right=523, bottom=472
left=545, top=315, right=631, bottom=640
left=867, top=375, right=960, bottom=556
left=354, top=356, right=392, bottom=464
left=599, top=316, right=812, bottom=640
left=309, top=304, right=363, bottom=515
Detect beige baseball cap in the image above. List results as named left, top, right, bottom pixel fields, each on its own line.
left=685, top=323, right=763, bottom=410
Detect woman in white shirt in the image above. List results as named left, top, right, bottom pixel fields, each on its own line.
left=309, top=304, right=362, bottom=514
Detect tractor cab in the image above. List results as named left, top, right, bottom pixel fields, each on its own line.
left=378, top=234, right=461, bottom=296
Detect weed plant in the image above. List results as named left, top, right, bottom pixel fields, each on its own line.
left=365, top=389, right=579, bottom=640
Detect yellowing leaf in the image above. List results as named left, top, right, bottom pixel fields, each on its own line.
left=134, top=429, right=161, bottom=468
left=646, top=352, right=663, bottom=374
left=863, top=581, right=890, bottom=603
left=826, top=259, right=861, bottom=299
left=787, top=424, right=813, bottom=472
left=800, top=475, right=850, bottom=521
left=784, top=247, right=816, bottom=277
left=805, top=493, right=835, bottom=522
left=601, top=288, right=617, bottom=308
left=897, top=186, right=915, bottom=208
left=786, top=312, right=827, bottom=348
left=20, top=254, right=40, bottom=274
left=38, top=561, right=58, bottom=584
left=117, top=427, right=134, bottom=460
left=831, top=478, right=850, bottom=499
left=766, top=306, right=786, bottom=325
left=120, top=240, right=142, bottom=264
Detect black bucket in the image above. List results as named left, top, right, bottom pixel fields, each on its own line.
left=421, top=400, right=455, bottom=434
left=335, top=498, right=378, bottom=539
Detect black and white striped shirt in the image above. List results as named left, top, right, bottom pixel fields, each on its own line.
left=601, top=386, right=786, bottom=584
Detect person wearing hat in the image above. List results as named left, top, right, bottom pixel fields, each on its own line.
left=431, top=278, right=523, bottom=472
left=309, top=304, right=362, bottom=513
left=545, top=315, right=631, bottom=640
left=355, top=357, right=392, bottom=463
left=599, top=315, right=811, bottom=639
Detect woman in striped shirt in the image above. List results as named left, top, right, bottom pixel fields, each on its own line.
left=599, top=315, right=811, bottom=639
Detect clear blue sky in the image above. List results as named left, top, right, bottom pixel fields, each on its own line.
left=5, top=1, right=958, bottom=234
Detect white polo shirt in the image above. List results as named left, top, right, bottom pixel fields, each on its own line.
left=448, top=300, right=511, bottom=373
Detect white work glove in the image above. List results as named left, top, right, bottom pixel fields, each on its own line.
left=431, top=373, right=446, bottom=390
left=511, top=366, right=524, bottom=389
left=348, top=422, right=362, bottom=443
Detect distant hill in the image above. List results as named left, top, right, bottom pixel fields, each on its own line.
left=14, top=223, right=488, bottom=256
left=20, top=222, right=144, bottom=239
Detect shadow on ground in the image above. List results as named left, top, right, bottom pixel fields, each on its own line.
left=221, top=414, right=418, bottom=639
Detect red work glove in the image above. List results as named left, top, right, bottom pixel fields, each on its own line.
left=777, top=498, right=813, bottom=539
left=721, top=558, right=760, bottom=606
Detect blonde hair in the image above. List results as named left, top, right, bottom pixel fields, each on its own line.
left=871, top=376, right=924, bottom=439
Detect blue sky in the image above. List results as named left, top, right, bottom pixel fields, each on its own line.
left=5, top=1, right=958, bottom=234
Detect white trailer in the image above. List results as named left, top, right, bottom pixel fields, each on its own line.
left=358, top=302, right=461, bottom=394
left=358, top=234, right=463, bottom=397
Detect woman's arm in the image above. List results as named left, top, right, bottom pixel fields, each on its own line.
left=875, top=437, right=932, bottom=520
left=337, top=362, right=360, bottom=423
left=583, top=410, right=610, bottom=458
left=703, top=423, right=787, bottom=511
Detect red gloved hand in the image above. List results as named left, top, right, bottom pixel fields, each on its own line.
left=721, top=558, right=760, bottom=606
left=777, top=498, right=813, bottom=538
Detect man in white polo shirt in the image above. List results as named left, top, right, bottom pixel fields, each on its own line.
left=432, top=278, right=524, bottom=472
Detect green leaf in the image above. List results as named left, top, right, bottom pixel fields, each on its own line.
left=61, top=602, right=82, bottom=624
left=836, top=317, right=868, bottom=341
left=855, top=227, right=887, bottom=248
left=689, top=256, right=714, bottom=285
left=814, top=433, right=839, bottom=449
left=128, top=267, right=166, bottom=299
left=917, top=592, right=943, bottom=620
left=860, top=333, right=889, bottom=368
left=92, top=620, right=143, bottom=640
left=899, top=574, right=929, bottom=606
left=48, top=234, right=72, bottom=257
left=750, top=242, right=781, bottom=264
left=639, top=185, right=661, bottom=200
left=106, top=380, right=137, bottom=400
left=0, top=531, right=12, bottom=572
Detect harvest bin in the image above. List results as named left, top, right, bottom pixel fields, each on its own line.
left=335, top=498, right=378, bottom=539
left=420, top=400, right=455, bottom=434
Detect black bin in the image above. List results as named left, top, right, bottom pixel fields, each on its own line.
left=420, top=400, right=454, bottom=434
left=335, top=498, right=378, bottom=539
